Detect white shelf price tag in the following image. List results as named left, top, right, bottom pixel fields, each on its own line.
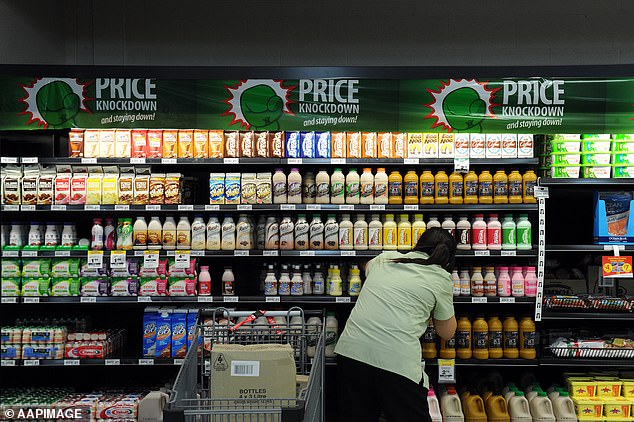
left=190, top=250, right=204, bottom=256
left=474, top=250, right=490, bottom=256
left=80, top=296, right=97, bottom=303
left=404, top=158, right=419, bottom=164
left=22, top=157, right=38, bottom=164
left=299, top=251, right=315, bottom=257
left=281, top=204, right=296, bottom=210
left=130, top=157, right=146, bottom=164
left=339, top=205, right=354, bottom=210
left=21, top=250, right=38, bottom=257
left=454, top=158, right=470, bottom=173
left=105, top=359, right=120, bottom=366
left=24, top=359, right=40, bottom=366
left=174, top=250, right=191, bottom=269
left=115, top=205, right=130, bottom=211
left=137, top=296, right=152, bottom=302
left=134, top=251, right=145, bottom=257
left=143, top=251, right=159, bottom=269
left=237, top=204, right=252, bottom=211
left=21, top=205, right=35, bottom=211
left=223, top=158, right=239, bottom=164
left=84, top=204, right=100, bottom=211
left=178, top=205, right=194, bottom=211
left=263, top=250, right=279, bottom=256
left=336, top=297, right=351, bottom=303
left=266, top=296, right=281, bottom=303
left=1, top=297, right=17, bottom=304
left=501, top=250, right=517, bottom=256
left=197, top=296, right=213, bottom=303
left=471, top=297, right=488, bottom=303
left=3, top=250, right=19, bottom=257
left=534, top=186, right=549, bottom=199
left=331, top=158, right=346, bottom=164
left=110, top=251, right=127, bottom=269
left=438, top=359, right=456, bottom=383
left=161, top=158, right=177, bottom=164
left=173, top=359, right=185, bottom=365
left=205, top=205, right=220, bottom=211
left=81, top=158, right=97, bottom=164
left=55, top=250, right=70, bottom=257
left=0, top=360, right=16, bottom=366
left=223, top=296, right=239, bottom=303
left=64, top=359, right=80, bottom=366
left=500, top=297, right=516, bottom=303
left=1, top=157, right=18, bottom=164
left=287, top=158, right=303, bottom=164
left=139, top=359, right=155, bottom=365
left=87, top=250, right=104, bottom=269
left=234, top=250, right=249, bottom=256
left=51, top=205, right=66, bottom=211
left=341, top=251, right=356, bottom=256
left=370, top=205, right=385, bottom=211
left=306, top=204, right=321, bottom=210
left=24, top=297, right=40, bottom=304
left=3, top=205, right=19, bottom=211
left=404, top=205, right=419, bottom=211
left=145, top=205, right=161, bottom=210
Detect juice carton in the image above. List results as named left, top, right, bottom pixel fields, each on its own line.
left=301, top=131, right=316, bottom=158
left=186, top=309, right=198, bottom=353
left=70, top=172, right=88, bottom=205
left=439, top=133, right=455, bottom=158
left=518, top=134, right=534, bottom=158
left=148, top=173, right=165, bottom=205
left=37, top=167, right=55, bottom=205
left=378, top=132, right=392, bottom=158
left=86, top=173, right=103, bottom=205
left=68, top=129, right=84, bottom=158
left=255, top=132, right=270, bottom=158
left=131, top=129, right=148, bottom=158
left=99, top=130, right=115, bottom=158
left=83, top=129, right=100, bottom=158
left=224, top=131, right=240, bottom=158
left=422, top=133, right=438, bottom=158
left=240, top=131, right=255, bottom=158
left=155, top=308, right=172, bottom=358
left=209, top=173, right=225, bottom=204
left=142, top=307, right=159, bottom=357
left=177, top=130, right=194, bottom=158
left=470, top=134, right=486, bottom=158
left=455, top=133, right=470, bottom=159
left=133, top=171, right=150, bottom=205
left=164, top=173, right=181, bottom=204
left=224, top=173, right=241, bottom=204
left=208, top=130, right=224, bottom=158
left=162, top=130, right=178, bottom=158
left=347, top=132, right=362, bottom=158
left=362, top=132, right=378, bottom=158
left=316, top=132, right=331, bottom=158
left=270, top=131, right=285, bottom=158
left=393, top=132, right=406, bottom=158
left=115, top=129, right=132, bottom=158
left=54, top=168, right=72, bottom=205
left=285, top=131, right=301, bottom=158
left=147, top=129, right=163, bottom=158
left=241, top=173, right=257, bottom=204
left=331, top=132, right=347, bottom=158
left=502, top=134, right=518, bottom=158
left=118, top=171, right=134, bottom=205
left=408, top=133, right=424, bottom=158
left=256, top=173, right=272, bottom=204
left=171, top=309, right=188, bottom=358
left=486, top=134, right=502, bottom=158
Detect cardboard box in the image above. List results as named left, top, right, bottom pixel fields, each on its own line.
left=211, top=343, right=296, bottom=400
left=331, top=132, right=347, bottom=158
left=408, top=133, right=424, bottom=158
left=454, top=133, right=469, bottom=159
left=469, top=134, right=485, bottom=158
left=439, top=133, right=455, bottom=158
left=485, top=134, right=502, bottom=158
left=377, top=132, right=392, bottom=158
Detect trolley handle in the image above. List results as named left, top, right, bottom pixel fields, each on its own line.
left=210, top=310, right=303, bottom=318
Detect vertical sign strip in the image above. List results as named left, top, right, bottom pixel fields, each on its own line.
left=535, top=197, right=546, bottom=321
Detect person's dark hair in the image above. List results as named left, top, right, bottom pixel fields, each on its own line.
left=390, top=227, right=457, bottom=272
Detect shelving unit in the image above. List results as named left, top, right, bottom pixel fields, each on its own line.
left=539, top=358, right=634, bottom=368
left=546, top=244, right=634, bottom=252
left=541, top=312, right=634, bottom=320
left=0, top=358, right=183, bottom=367
left=540, top=178, right=634, bottom=186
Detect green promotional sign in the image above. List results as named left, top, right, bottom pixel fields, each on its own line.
left=0, top=76, right=632, bottom=133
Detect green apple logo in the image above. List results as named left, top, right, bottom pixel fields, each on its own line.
left=223, top=80, right=294, bottom=130
left=20, top=78, right=90, bottom=129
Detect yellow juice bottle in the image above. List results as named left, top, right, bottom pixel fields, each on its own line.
left=464, top=170, right=479, bottom=204
left=449, top=171, right=464, bottom=204
left=382, top=214, right=398, bottom=250
left=522, top=170, right=537, bottom=204
left=493, top=170, right=508, bottom=204
left=388, top=171, right=403, bottom=205
left=419, top=169, right=435, bottom=205
left=508, top=170, right=523, bottom=204
left=478, top=170, right=493, bottom=204
left=404, top=170, right=419, bottom=205
left=434, top=170, right=449, bottom=204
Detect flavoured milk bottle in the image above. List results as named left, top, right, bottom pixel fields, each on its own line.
left=479, top=170, right=493, bottom=204
left=353, top=214, right=368, bottom=250
left=388, top=171, right=403, bottom=204
left=427, top=215, right=441, bottom=229
left=206, top=216, right=221, bottom=250
left=294, top=215, right=309, bottom=250
left=374, top=168, right=389, bottom=204
left=279, top=216, right=294, bottom=250
left=287, top=168, right=302, bottom=204
left=497, top=267, right=511, bottom=297
left=315, top=170, right=330, bottom=204
left=309, top=215, right=324, bottom=250
left=325, top=313, right=338, bottom=357
left=502, top=215, right=517, bottom=250
left=493, top=170, right=509, bottom=204
left=460, top=269, right=471, bottom=296
left=345, top=168, right=360, bottom=204
left=428, top=389, right=442, bottom=422
left=221, top=215, right=236, bottom=250
left=382, top=214, right=398, bottom=250
left=522, top=170, right=537, bottom=204
left=471, top=267, right=484, bottom=296
left=516, top=215, right=532, bottom=250
left=485, top=393, right=510, bottom=422
left=368, top=214, right=383, bottom=250
left=303, top=172, right=316, bottom=204
left=176, top=215, right=191, bottom=249
left=360, top=168, right=374, bottom=204
left=508, top=392, right=532, bottom=422
left=338, top=214, right=353, bottom=250
left=472, top=215, right=487, bottom=250
left=191, top=215, right=207, bottom=250
left=412, top=214, right=426, bottom=245
left=511, top=267, right=525, bottom=297
left=464, top=170, right=479, bottom=204
left=397, top=214, right=412, bottom=250
left=265, top=216, right=279, bottom=250
left=147, top=216, right=162, bottom=250
left=508, top=170, right=523, bottom=204
left=198, top=266, right=211, bottom=296
left=524, top=267, right=537, bottom=297
left=273, top=169, right=287, bottom=204
left=324, top=215, right=339, bottom=250
left=449, top=171, right=464, bottom=204
left=463, top=392, right=488, bottom=422
left=330, top=168, right=345, bottom=204
left=133, top=216, right=148, bottom=250
left=162, top=216, right=177, bottom=250
left=404, top=170, right=419, bottom=204
left=442, top=216, right=456, bottom=239
left=487, top=214, right=502, bottom=250
left=456, top=215, right=471, bottom=250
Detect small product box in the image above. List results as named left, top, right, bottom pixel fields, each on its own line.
left=422, top=133, right=439, bottom=158
left=392, top=133, right=407, bottom=158
left=454, top=133, right=470, bottom=159
left=132, top=129, right=148, bottom=158
left=208, top=130, right=224, bottom=158
left=377, top=132, right=392, bottom=158
left=193, top=130, right=209, bottom=159
left=469, top=134, right=486, bottom=158
left=316, top=132, right=331, bottom=158
left=209, top=173, right=225, bottom=204
left=256, top=173, right=272, bottom=204
left=346, top=132, right=362, bottom=158
left=407, top=133, right=423, bottom=158
left=254, top=131, right=270, bottom=158
left=148, top=173, right=165, bottom=205
left=362, top=132, right=378, bottom=158
left=83, top=129, right=100, bottom=158
left=171, top=309, right=188, bottom=358
left=186, top=309, right=198, bottom=353
left=162, top=130, right=178, bottom=158
left=285, top=131, right=301, bottom=158
left=485, top=134, right=502, bottom=158
left=86, top=172, right=103, bottom=204
left=269, top=131, right=285, bottom=158
left=241, top=173, right=257, bottom=205
left=518, top=134, right=535, bottom=158
left=142, top=307, right=159, bottom=357
left=115, top=129, right=132, bottom=158
left=224, top=173, right=241, bottom=204
left=438, top=133, right=455, bottom=158
left=68, top=129, right=84, bottom=158
left=240, top=131, right=255, bottom=158
left=99, top=129, right=115, bottom=158
left=501, top=134, right=518, bottom=158
left=177, top=129, right=194, bottom=158
left=331, top=132, right=347, bottom=158
left=147, top=129, right=163, bottom=158
left=155, top=308, right=173, bottom=359
left=301, top=131, right=316, bottom=158
left=224, top=131, right=240, bottom=158
left=70, top=172, right=88, bottom=205
left=594, top=191, right=634, bottom=244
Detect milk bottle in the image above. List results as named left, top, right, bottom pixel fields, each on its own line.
left=265, top=216, right=279, bottom=250
left=162, top=216, right=177, bottom=250
left=256, top=216, right=266, bottom=250
left=456, top=215, right=471, bottom=250
left=338, top=214, right=353, bottom=250
left=345, top=168, right=360, bottom=204
left=278, top=265, right=291, bottom=296
left=397, top=214, right=412, bottom=250
left=325, top=313, right=338, bottom=357
left=312, top=265, right=325, bottom=294
left=302, top=266, right=313, bottom=295
left=303, top=172, right=316, bottom=204
left=279, top=215, right=295, bottom=250
left=309, top=215, right=324, bottom=250
left=235, top=214, right=252, bottom=250
left=374, top=168, right=389, bottom=204
left=331, top=168, right=345, bottom=204
left=451, top=270, right=461, bottom=296
left=221, top=215, right=236, bottom=250
left=315, top=170, right=330, bottom=204
left=294, top=215, right=309, bottom=250
left=324, top=215, right=339, bottom=250
left=441, top=389, right=465, bottom=422
left=428, top=389, right=442, bottom=422
left=353, top=214, right=368, bottom=250
left=191, top=215, right=207, bottom=250
left=206, top=216, right=221, bottom=250
left=264, top=265, right=278, bottom=296
left=442, top=216, right=456, bottom=239
left=383, top=214, right=398, bottom=250
left=273, top=169, right=287, bottom=204
left=552, top=392, right=577, bottom=422
left=147, top=216, right=162, bottom=250
left=133, top=216, right=148, bottom=250
left=427, top=215, right=441, bottom=229
left=412, top=214, right=426, bottom=245
left=487, top=214, right=502, bottom=250
left=508, top=392, right=532, bottom=422
left=360, top=168, right=374, bottom=204
left=287, top=168, right=302, bottom=204
left=176, top=215, right=191, bottom=249
left=529, top=392, right=556, bottom=422
left=368, top=214, right=383, bottom=250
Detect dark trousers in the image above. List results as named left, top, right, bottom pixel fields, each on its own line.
left=336, top=355, right=431, bottom=422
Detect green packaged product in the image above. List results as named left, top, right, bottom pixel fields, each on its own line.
left=550, top=141, right=581, bottom=153
left=2, top=259, right=21, bottom=278
left=582, top=152, right=612, bottom=165
left=582, top=166, right=612, bottom=178
left=550, top=165, right=580, bottom=178
left=613, top=167, right=634, bottom=178
left=21, top=259, right=50, bottom=278
left=51, top=258, right=81, bottom=278
left=551, top=152, right=581, bottom=165
left=21, top=277, right=50, bottom=296
left=1, top=277, right=21, bottom=296
left=50, top=277, right=81, bottom=296
left=612, top=153, right=634, bottom=165
left=581, top=139, right=611, bottom=153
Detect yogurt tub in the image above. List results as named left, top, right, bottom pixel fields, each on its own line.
left=551, top=140, right=581, bottom=153
left=582, top=152, right=612, bottom=165
left=612, top=153, right=634, bottom=165
left=582, top=166, right=612, bottom=178
left=551, top=165, right=581, bottom=178
left=613, top=167, right=634, bottom=178
left=552, top=152, right=581, bottom=165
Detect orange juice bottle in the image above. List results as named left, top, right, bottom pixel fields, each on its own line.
left=464, top=170, right=479, bottom=204
left=478, top=170, right=493, bottom=204
left=456, top=315, right=472, bottom=360
left=422, top=321, right=437, bottom=359
left=519, top=316, right=536, bottom=360
left=493, top=170, right=509, bottom=204
left=508, top=170, right=523, bottom=204
left=472, top=315, right=489, bottom=360
left=435, top=170, right=449, bottom=204
left=419, top=169, right=435, bottom=204
left=503, top=316, right=519, bottom=359
left=449, top=171, right=464, bottom=204
left=488, top=315, right=503, bottom=359
left=522, top=170, right=537, bottom=204
left=440, top=335, right=456, bottom=359
left=404, top=170, right=419, bottom=205
left=388, top=171, right=403, bottom=205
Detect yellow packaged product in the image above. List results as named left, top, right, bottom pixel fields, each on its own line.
left=423, top=133, right=439, bottom=158
left=162, top=130, right=178, bottom=158
left=407, top=132, right=423, bottom=158
left=99, top=129, right=115, bottom=158
left=101, top=167, right=119, bottom=205
left=178, top=130, right=194, bottom=158
left=209, top=130, right=224, bottom=158
left=574, top=398, right=604, bottom=418
left=622, top=380, right=634, bottom=397
left=164, top=173, right=181, bottom=204
left=603, top=398, right=631, bottom=418
left=595, top=379, right=622, bottom=397
left=193, top=130, right=209, bottom=158
left=569, top=378, right=598, bottom=397
left=439, top=133, right=455, bottom=158
left=85, top=172, right=103, bottom=205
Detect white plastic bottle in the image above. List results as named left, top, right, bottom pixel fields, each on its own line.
left=324, top=214, right=339, bottom=250
left=312, top=266, right=325, bottom=295
left=502, top=214, right=517, bottom=250
left=278, top=215, right=294, bottom=250
left=273, top=168, right=287, bottom=204
left=383, top=214, right=398, bottom=250
left=328, top=266, right=343, bottom=296
left=552, top=392, right=577, bottom=422
left=325, top=313, right=339, bottom=357
left=222, top=266, right=235, bottom=295
left=368, top=214, right=383, bottom=250
left=315, top=170, right=330, bottom=204
left=291, top=265, right=304, bottom=296
left=133, top=216, right=148, bottom=250
left=287, top=168, right=302, bottom=204
left=198, top=266, right=211, bottom=296
left=162, top=216, right=177, bottom=250
left=302, top=171, right=316, bottom=204
left=427, top=215, right=441, bottom=229
left=331, top=168, right=345, bottom=204
left=451, top=269, right=461, bottom=296
left=256, top=216, right=266, bottom=250
left=353, top=214, right=368, bottom=250
left=302, top=265, right=313, bottom=295
left=529, top=392, right=556, bottom=422
left=294, top=215, right=309, bottom=250
left=348, top=265, right=363, bottom=296
left=264, top=264, right=278, bottom=296
left=360, top=168, right=374, bottom=204
left=338, top=214, right=353, bottom=250
left=511, top=266, right=525, bottom=297
left=278, top=265, right=291, bottom=295
left=309, top=214, right=324, bottom=250
left=265, top=216, right=279, bottom=250
left=472, top=214, right=488, bottom=250
left=44, top=222, right=59, bottom=247
left=147, top=216, right=162, bottom=250
left=412, top=214, right=426, bottom=245
left=441, top=216, right=456, bottom=239
left=397, top=214, right=412, bottom=251
left=456, top=215, right=471, bottom=250
left=235, top=214, right=252, bottom=250
left=374, top=168, right=389, bottom=205
left=459, top=269, right=471, bottom=296
left=508, top=392, right=532, bottom=422
left=104, top=219, right=115, bottom=250
left=345, top=168, right=360, bottom=204
left=487, top=214, right=502, bottom=251
left=90, top=219, right=103, bottom=250
left=428, top=389, right=442, bottom=422
left=176, top=215, right=191, bottom=249
left=206, top=216, right=221, bottom=250
left=191, top=215, right=207, bottom=250
left=516, top=214, right=532, bottom=250
left=221, top=215, right=236, bottom=250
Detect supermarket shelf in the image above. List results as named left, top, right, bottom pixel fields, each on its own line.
left=0, top=204, right=539, bottom=213
left=1, top=249, right=538, bottom=258
left=546, top=244, right=634, bottom=252
left=452, top=296, right=536, bottom=304
left=541, top=312, right=634, bottom=320
left=425, top=358, right=539, bottom=367
left=539, top=357, right=634, bottom=368
left=540, top=178, right=634, bottom=186
left=0, top=358, right=183, bottom=367
left=7, top=157, right=540, bottom=166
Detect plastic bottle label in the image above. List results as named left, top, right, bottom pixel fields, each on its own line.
left=421, top=182, right=434, bottom=198
left=375, top=182, right=387, bottom=199
left=474, top=332, right=488, bottom=349
left=456, top=331, right=470, bottom=349
left=472, top=228, right=487, bottom=246
left=450, top=181, right=463, bottom=198
left=316, top=183, right=330, bottom=199
left=339, top=228, right=352, bottom=246
left=479, top=181, right=492, bottom=197
left=368, top=227, right=381, bottom=247
left=523, top=331, right=536, bottom=349
left=288, top=182, right=301, bottom=198
left=404, top=181, right=418, bottom=197
left=509, top=180, right=522, bottom=196
left=445, top=338, right=456, bottom=348
left=388, top=181, right=402, bottom=197
left=346, top=182, right=360, bottom=198
left=360, top=182, right=373, bottom=199
left=384, top=228, right=396, bottom=246
left=525, top=180, right=536, bottom=197
left=465, top=181, right=478, bottom=196
left=423, top=327, right=435, bottom=343
left=502, top=227, right=516, bottom=245
left=490, top=331, right=503, bottom=349
left=273, top=182, right=286, bottom=197
left=504, top=331, right=518, bottom=348
left=349, top=281, right=362, bottom=295
left=494, top=181, right=508, bottom=197
left=354, top=228, right=367, bottom=246
left=517, top=227, right=531, bottom=246
left=331, top=182, right=344, bottom=198
left=437, top=182, right=449, bottom=197
left=398, top=228, right=411, bottom=247
left=278, top=281, right=291, bottom=295
left=488, top=228, right=501, bottom=246
left=456, top=228, right=471, bottom=246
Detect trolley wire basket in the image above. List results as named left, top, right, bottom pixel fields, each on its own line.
left=164, top=307, right=325, bottom=422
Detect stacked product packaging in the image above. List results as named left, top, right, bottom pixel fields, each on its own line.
left=142, top=307, right=198, bottom=359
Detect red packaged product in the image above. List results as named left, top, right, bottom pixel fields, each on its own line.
left=147, top=130, right=163, bottom=158
left=131, top=130, right=148, bottom=158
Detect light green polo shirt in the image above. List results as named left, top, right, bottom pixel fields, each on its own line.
left=334, top=251, right=455, bottom=386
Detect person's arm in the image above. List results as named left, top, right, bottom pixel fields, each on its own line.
left=433, top=316, right=457, bottom=340
left=432, top=273, right=456, bottom=340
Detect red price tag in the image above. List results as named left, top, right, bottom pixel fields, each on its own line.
left=602, top=256, right=633, bottom=278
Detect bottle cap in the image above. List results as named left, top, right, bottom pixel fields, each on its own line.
left=348, top=168, right=357, bottom=172
left=474, top=214, right=484, bottom=218
left=538, top=392, right=547, bottom=397
left=377, top=168, right=385, bottom=172
left=515, top=391, right=525, bottom=397
left=560, top=392, right=569, bottom=397
left=489, top=214, right=498, bottom=219
left=363, top=168, right=372, bottom=172
left=291, top=168, right=299, bottom=172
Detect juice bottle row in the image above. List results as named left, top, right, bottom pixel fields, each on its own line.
left=451, top=266, right=537, bottom=298
left=424, top=315, right=536, bottom=360
left=209, top=168, right=538, bottom=205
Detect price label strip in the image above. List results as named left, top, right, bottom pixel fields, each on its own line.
left=534, top=196, right=546, bottom=322
left=174, top=251, right=191, bottom=269
left=110, top=250, right=127, bottom=269
left=454, top=158, right=470, bottom=173
left=438, top=359, right=456, bottom=383
left=87, top=250, right=104, bottom=269
left=143, top=251, right=159, bottom=269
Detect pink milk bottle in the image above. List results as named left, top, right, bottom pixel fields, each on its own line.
left=487, top=214, right=502, bottom=250
left=472, top=214, right=488, bottom=250
left=511, top=266, right=525, bottom=297
left=524, top=266, right=537, bottom=297
left=497, top=267, right=511, bottom=297
left=198, top=265, right=211, bottom=296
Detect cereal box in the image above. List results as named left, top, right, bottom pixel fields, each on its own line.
left=422, top=133, right=438, bottom=158
left=518, top=134, right=534, bottom=158
left=285, top=131, right=301, bottom=158
left=86, top=172, right=103, bottom=205
left=485, top=134, right=502, bottom=158
left=316, top=132, right=331, bottom=158
left=224, top=131, right=240, bottom=158
left=270, top=131, right=285, bottom=158
left=37, top=166, right=55, bottom=205
left=254, top=132, right=270, bottom=158
left=99, top=129, right=115, bottom=158
left=501, top=134, right=518, bottom=158
left=241, top=173, right=257, bottom=204
left=70, top=172, right=88, bottom=205
left=83, top=129, right=100, bottom=158
left=147, top=129, right=163, bottom=158
left=224, top=173, right=241, bottom=204
left=209, top=173, right=225, bottom=204
left=68, top=129, right=84, bottom=158
left=155, top=308, right=172, bottom=358
left=347, top=132, right=362, bottom=158
left=54, top=167, right=72, bottom=205
left=362, top=132, right=377, bottom=158
left=178, top=130, right=194, bottom=158
left=193, top=130, right=209, bottom=158
left=118, top=169, right=134, bottom=205
left=469, top=134, right=486, bottom=158
left=115, top=129, right=132, bottom=158
left=162, top=130, right=178, bottom=158
left=171, top=309, right=188, bottom=358
left=164, top=173, right=181, bottom=204
left=133, top=169, right=151, bottom=205
left=131, top=129, right=148, bottom=158
left=378, top=133, right=392, bottom=158
left=101, top=167, right=119, bottom=205
left=256, top=173, right=272, bottom=204
left=454, top=133, right=470, bottom=159
left=407, top=133, right=423, bottom=158
left=240, top=131, right=255, bottom=158
left=331, top=132, right=347, bottom=158
left=209, top=130, right=224, bottom=158
left=439, top=133, right=455, bottom=158
left=149, top=173, right=166, bottom=205
left=393, top=133, right=407, bottom=158
left=21, top=166, right=38, bottom=205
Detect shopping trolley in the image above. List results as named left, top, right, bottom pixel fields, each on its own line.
left=164, top=307, right=325, bottom=422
